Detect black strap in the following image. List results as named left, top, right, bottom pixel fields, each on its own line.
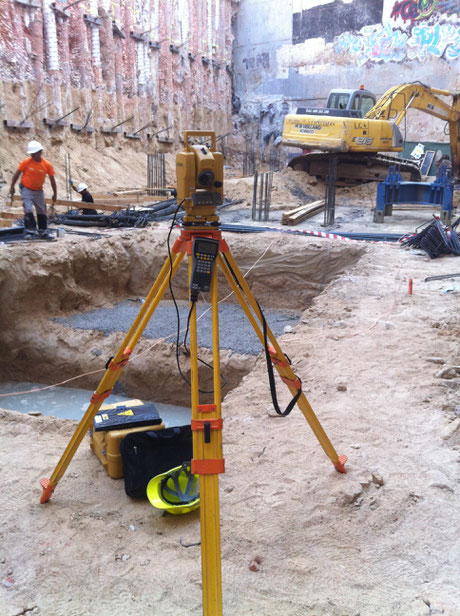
left=259, top=303, right=302, bottom=417
left=221, top=251, right=301, bottom=417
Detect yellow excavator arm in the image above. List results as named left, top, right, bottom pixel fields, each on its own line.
left=365, top=83, right=460, bottom=179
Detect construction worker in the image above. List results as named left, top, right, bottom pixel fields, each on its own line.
left=69, top=180, right=98, bottom=215
left=9, top=140, right=57, bottom=239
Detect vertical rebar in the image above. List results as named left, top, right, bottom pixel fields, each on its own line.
left=64, top=153, right=72, bottom=201
left=147, top=154, right=151, bottom=195
left=264, top=172, right=272, bottom=221
left=323, top=155, right=337, bottom=226
left=64, top=154, right=68, bottom=199
left=68, top=154, right=72, bottom=202
left=147, top=152, right=166, bottom=196
left=252, top=171, right=258, bottom=220
left=258, top=171, right=265, bottom=221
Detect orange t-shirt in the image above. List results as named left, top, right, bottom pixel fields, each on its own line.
left=18, top=157, right=55, bottom=191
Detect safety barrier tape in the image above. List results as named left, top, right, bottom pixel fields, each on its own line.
left=166, top=222, right=408, bottom=245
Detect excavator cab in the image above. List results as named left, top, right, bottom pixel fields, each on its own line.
left=296, top=87, right=376, bottom=119
left=326, top=89, right=376, bottom=116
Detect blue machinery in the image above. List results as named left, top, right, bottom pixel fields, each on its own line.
left=374, top=166, right=455, bottom=224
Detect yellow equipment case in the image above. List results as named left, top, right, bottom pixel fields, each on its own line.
left=89, top=399, right=165, bottom=479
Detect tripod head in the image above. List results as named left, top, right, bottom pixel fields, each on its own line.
left=176, top=130, right=224, bottom=226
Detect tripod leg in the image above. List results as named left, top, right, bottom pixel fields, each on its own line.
left=40, top=250, right=185, bottom=503
left=188, top=259, right=223, bottom=616
left=217, top=250, right=346, bottom=473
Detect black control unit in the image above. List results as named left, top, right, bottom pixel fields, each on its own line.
left=190, top=237, right=220, bottom=298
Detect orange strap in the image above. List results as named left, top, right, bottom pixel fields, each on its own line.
left=108, top=348, right=132, bottom=371
left=280, top=375, right=301, bottom=390
left=268, top=346, right=289, bottom=367
left=191, top=458, right=225, bottom=475
left=90, top=389, right=112, bottom=404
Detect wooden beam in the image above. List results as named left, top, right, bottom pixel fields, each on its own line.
left=12, top=195, right=133, bottom=212
left=282, top=199, right=325, bottom=226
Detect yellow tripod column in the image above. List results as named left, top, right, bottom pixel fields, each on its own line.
left=189, top=257, right=224, bottom=616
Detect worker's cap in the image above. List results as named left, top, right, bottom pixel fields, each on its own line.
left=77, top=183, right=88, bottom=192
left=27, top=140, right=43, bottom=154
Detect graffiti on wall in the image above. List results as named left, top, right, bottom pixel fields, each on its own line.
left=390, top=0, right=460, bottom=26
left=334, top=17, right=460, bottom=64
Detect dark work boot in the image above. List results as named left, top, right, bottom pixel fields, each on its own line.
left=37, top=214, right=53, bottom=240
left=24, top=212, right=38, bottom=239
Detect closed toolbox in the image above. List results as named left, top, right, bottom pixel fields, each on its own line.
left=89, top=399, right=165, bottom=479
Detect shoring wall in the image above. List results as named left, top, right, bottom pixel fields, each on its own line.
left=0, top=0, right=236, bottom=156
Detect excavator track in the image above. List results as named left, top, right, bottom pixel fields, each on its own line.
left=288, top=152, right=422, bottom=186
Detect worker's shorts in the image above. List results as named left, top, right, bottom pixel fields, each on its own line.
left=20, top=185, right=46, bottom=216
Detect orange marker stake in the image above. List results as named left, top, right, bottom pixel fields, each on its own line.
left=409, top=278, right=413, bottom=295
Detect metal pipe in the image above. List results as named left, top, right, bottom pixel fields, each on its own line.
left=111, top=115, right=134, bottom=130
left=133, top=121, right=153, bottom=136
left=54, top=107, right=80, bottom=124
left=150, top=125, right=173, bottom=137
left=252, top=171, right=258, bottom=221
left=63, top=0, right=86, bottom=9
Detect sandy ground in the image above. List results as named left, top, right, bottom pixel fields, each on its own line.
left=1, top=169, right=460, bottom=615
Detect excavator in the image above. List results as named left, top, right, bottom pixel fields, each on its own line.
left=281, top=82, right=460, bottom=185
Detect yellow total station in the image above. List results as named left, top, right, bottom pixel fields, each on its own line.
left=176, top=130, right=224, bottom=224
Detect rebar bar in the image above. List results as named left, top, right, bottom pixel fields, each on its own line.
left=252, top=171, right=272, bottom=222
left=147, top=152, right=166, bottom=196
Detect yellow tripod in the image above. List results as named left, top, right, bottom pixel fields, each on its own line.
left=40, top=133, right=347, bottom=616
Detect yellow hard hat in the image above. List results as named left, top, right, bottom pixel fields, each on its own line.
left=147, top=462, right=200, bottom=515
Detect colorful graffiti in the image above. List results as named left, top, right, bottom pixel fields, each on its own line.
left=334, top=19, right=460, bottom=65
left=409, top=22, right=460, bottom=59
left=391, top=0, right=460, bottom=26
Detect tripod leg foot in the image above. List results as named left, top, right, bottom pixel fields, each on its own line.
left=334, top=454, right=348, bottom=474
left=40, top=478, right=55, bottom=504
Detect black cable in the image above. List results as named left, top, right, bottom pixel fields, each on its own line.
left=258, top=301, right=301, bottom=417
left=222, top=252, right=301, bottom=416
left=167, top=204, right=226, bottom=394
left=180, top=298, right=227, bottom=394
left=166, top=202, right=190, bottom=389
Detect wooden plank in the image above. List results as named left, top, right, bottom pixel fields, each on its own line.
left=0, top=219, right=14, bottom=227
left=281, top=203, right=310, bottom=218
left=282, top=201, right=320, bottom=224
left=112, top=189, right=147, bottom=196
left=282, top=199, right=325, bottom=220
left=12, top=195, right=131, bottom=212
left=282, top=199, right=325, bottom=226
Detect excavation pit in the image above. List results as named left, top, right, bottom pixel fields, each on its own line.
left=0, top=230, right=364, bottom=416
